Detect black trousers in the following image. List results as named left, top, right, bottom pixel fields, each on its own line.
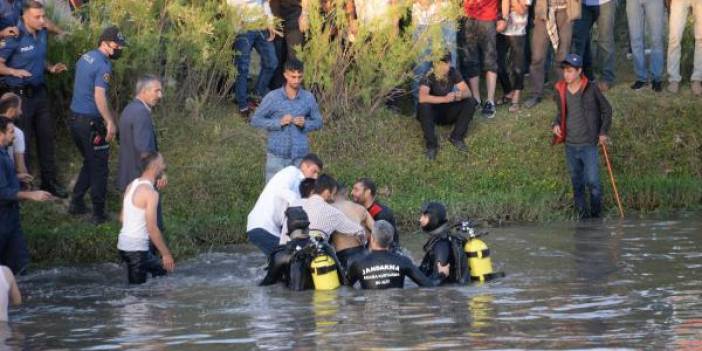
left=417, top=99, right=475, bottom=149
left=0, top=205, right=29, bottom=275
left=119, top=250, right=167, bottom=284
left=270, top=23, right=304, bottom=89
left=68, top=114, right=109, bottom=215
left=15, top=86, right=58, bottom=186
left=497, top=34, right=527, bottom=94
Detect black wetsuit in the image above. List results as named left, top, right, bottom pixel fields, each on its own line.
left=419, top=224, right=470, bottom=284
left=367, top=201, right=398, bottom=244
left=347, top=250, right=440, bottom=289
left=336, top=246, right=367, bottom=272
left=260, top=238, right=344, bottom=290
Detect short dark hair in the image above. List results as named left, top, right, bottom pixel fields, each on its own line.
left=355, top=178, right=377, bottom=197
left=0, top=93, right=21, bottom=115
left=439, top=51, right=452, bottom=63
left=284, top=58, right=304, bottom=73
left=314, top=174, right=338, bottom=195
left=300, top=153, right=323, bottom=170
left=372, top=220, right=395, bottom=248
left=0, top=117, right=12, bottom=133
left=140, top=152, right=161, bottom=173
left=299, top=178, right=316, bottom=198
left=23, top=0, right=44, bottom=11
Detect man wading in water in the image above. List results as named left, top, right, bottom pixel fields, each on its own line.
left=117, top=152, right=175, bottom=284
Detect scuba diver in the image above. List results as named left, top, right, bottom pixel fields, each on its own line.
left=347, top=220, right=447, bottom=289
left=260, top=206, right=345, bottom=291
left=418, top=202, right=471, bottom=284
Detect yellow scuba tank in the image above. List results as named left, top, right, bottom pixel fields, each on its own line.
left=464, top=237, right=494, bottom=282
left=310, top=254, right=341, bottom=290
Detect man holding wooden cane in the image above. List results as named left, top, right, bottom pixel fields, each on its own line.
left=551, top=53, right=612, bottom=219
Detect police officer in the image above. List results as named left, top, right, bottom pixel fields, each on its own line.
left=68, top=26, right=125, bottom=224
left=0, top=0, right=64, bottom=36
left=0, top=1, right=68, bottom=198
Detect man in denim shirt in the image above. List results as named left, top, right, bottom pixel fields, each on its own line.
left=251, top=59, right=323, bottom=182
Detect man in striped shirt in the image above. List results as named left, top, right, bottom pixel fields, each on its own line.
left=280, top=174, right=366, bottom=245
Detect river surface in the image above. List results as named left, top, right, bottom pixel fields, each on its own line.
left=3, top=218, right=701, bottom=350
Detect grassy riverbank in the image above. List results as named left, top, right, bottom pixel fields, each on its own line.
left=21, top=79, right=702, bottom=266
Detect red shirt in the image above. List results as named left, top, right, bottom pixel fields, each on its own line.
left=464, top=0, right=499, bottom=21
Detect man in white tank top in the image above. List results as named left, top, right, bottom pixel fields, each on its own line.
left=117, top=152, right=175, bottom=284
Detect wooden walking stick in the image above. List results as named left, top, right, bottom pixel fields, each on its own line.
left=600, top=142, right=624, bottom=218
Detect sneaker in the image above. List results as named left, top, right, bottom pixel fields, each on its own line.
left=426, top=147, right=438, bottom=160
left=630, top=81, right=648, bottom=91
left=238, top=107, right=251, bottom=119
left=41, top=181, right=68, bottom=199
left=449, top=138, right=468, bottom=153
left=523, top=96, right=541, bottom=109
left=667, top=81, right=679, bottom=93
left=481, top=101, right=496, bottom=119
left=68, top=200, right=89, bottom=215
left=652, top=81, right=663, bottom=92
left=692, top=81, right=702, bottom=96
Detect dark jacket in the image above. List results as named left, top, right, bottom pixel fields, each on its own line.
left=117, top=99, right=158, bottom=191
left=552, top=76, right=612, bottom=145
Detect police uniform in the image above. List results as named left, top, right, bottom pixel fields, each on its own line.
left=68, top=48, right=112, bottom=219
left=0, top=147, right=29, bottom=275
left=0, top=20, right=65, bottom=197
left=0, top=0, right=23, bottom=31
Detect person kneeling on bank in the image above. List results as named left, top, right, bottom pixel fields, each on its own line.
left=417, top=52, right=476, bottom=160
left=419, top=202, right=471, bottom=284
left=260, top=206, right=344, bottom=291
left=117, top=152, right=175, bottom=284
left=346, top=220, right=447, bottom=290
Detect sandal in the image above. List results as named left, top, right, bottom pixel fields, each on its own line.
left=495, top=95, right=512, bottom=106
left=508, top=102, right=520, bottom=113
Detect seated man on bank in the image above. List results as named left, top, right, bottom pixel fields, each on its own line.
left=418, top=202, right=470, bottom=284
left=260, top=206, right=343, bottom=291
left=331, top=184, right=374, bottom=270
left=280, top=174, right=365, bottom=246
left=417, top=52, right=476, bottom=160
left=117, top=152, right=175, bottom=284
left=347, top=220, right=447, bottom=289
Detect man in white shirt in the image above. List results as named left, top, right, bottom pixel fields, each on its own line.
left=279, top=174, right=366, bottom=246
left=247, top=153, right=323, bottom=255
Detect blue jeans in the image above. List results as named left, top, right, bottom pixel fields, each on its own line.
left=572, top=0, right=617, bottom=84
left=234, top=30, right=278, bottom=110
left=627, top=0, right=665, bottom=82
left=265, top=153, right=302, bottom=183
left=565, top=144, right=603, bottom=218
left=247, top=228, right=280, bottom=256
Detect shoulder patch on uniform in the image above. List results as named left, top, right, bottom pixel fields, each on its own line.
left=0, top=41, right=5, bottom=48
left=103, top=73, right=111, bottom=83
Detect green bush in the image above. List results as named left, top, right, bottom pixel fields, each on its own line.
left=46, top=0, right=242, bottom=119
